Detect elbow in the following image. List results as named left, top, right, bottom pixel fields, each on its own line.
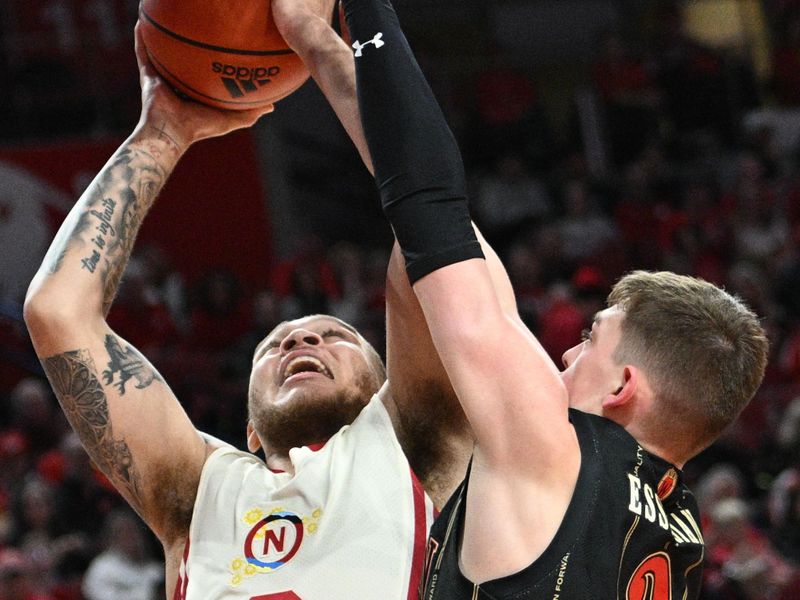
left=23, top=283, right=87, bottom=345
left=23, top=280, right=48, bottom=330
left=23, top=289, right=59, bottom=341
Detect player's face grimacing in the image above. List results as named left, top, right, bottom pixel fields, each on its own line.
left=560, top=305, right=628, bottom=416
left=246, top=315, right=382, bottom=453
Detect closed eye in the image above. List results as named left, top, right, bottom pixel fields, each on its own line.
left=581, top=328, right=592, bottom=342
left=254, top=340, right=280, bottom=363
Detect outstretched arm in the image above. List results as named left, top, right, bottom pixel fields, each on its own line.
left=273, top=0, right=530, bottom=505
left=334, top=0, right=580, bottom=579
left=23, top=24, right=271, bottom=545
left=275, top=0, right=576, bottom=469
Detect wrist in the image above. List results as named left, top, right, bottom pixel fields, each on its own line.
left=132, top=118, right=193, bottom=161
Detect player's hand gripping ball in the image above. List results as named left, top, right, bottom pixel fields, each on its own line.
left=139, top=0, right=310, bottom=110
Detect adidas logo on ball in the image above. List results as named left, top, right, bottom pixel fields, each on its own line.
left=211, top=62, right=281, bottom=98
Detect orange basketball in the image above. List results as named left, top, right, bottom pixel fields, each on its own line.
left=139, top=0, right=309, bottom=110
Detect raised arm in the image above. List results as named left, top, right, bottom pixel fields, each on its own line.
left=334, top=0, right=582, bottom=578
left=383, top=229, right=524, bottom=503
left=272, top=0, right=536, bottom=505
left=277, top=0, right=577, bottom=469
left=23, top=24, right=271, bottom=545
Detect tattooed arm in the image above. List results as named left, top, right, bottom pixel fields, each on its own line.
left=23, top=24, right=272, bottom=546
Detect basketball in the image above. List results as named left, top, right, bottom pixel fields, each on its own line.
left=139, top=0, right=310, bottom=110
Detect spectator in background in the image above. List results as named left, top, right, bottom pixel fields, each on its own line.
left=327, top=241, right=369, bottom=327
left=0, top=311, right=38, bottom=398
left=345, top=246, right=390, bottom=354
left=557, top=178, right=619, bottom=266
left=651, top=2, right=744, bottom=146
left=81, top=511, right=161, bottom=600
left=592, top=31, right=662, bottom=167
left=472, top=153, right=553, bottom=246
left=613, top=160, right=667, bottom=269
left=0, top=547, right=54, bottom=600
left=775, top=397, right=800, bottom=472
left=7, top=379, right=65, bottom=455
left=135, top=244, right=187, bottom=333
left=226, top=289, right=283, bottom=382
left=726, top=154, right=787, bottom=265
left=767, top=467, right=800, bottom=563
left=7, top=479, right=59, bottom=594
left=778, top=320, right=800, bottom=382
left=770, top=11, right=800, bottom=106
left=703, top=498, right=795, bottom=600
left=271, top=237, right=340, bottom=319
left=695, top=463, right=747, bottom=519
left=0, top=432, right=30, bottom=544
left=504, top=239, right=546, bottom=333
left=187, top=268, right=250, bottom=352
left=536, top=266, right=607, bottom=365
left=48, top=535, right=92, bottom=600
left=463, top=42, right=552, bottom=170
left=40, top=432, right=120, bottom=541
left=106, top=256, right=179, bottom=359
left=662, top=178, right=730, bottom=284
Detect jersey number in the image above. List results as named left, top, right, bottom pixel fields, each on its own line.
left=251, top=593, right=302, bottom=600
left=626, top=552, right=671, bottom=600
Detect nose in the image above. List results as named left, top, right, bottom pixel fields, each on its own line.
left=561, top=344, right=579, bottom=369
left=280, top=328, right=323, bottom=353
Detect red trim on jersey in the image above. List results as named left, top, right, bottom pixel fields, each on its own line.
left=268, top=440, right=330, bottom=474
left=172, top=537, right=191, bottom=600
left=407, top=468, right=428, bottom=600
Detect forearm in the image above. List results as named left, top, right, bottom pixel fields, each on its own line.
left=274, top=4, right=373, bottom=173
left=305, top=35, right=373, bottom=173
left=26, top=121, right=185, bottom=333
left=341, top=0, right=482, bottom=283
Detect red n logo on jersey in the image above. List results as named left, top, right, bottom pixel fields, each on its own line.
left=244, top=512, right=304, bottom=571
left=264, top=526, right=286, bottom=554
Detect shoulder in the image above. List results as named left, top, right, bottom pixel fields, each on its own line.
left=200, top=445, right=271, bottom=483
left=351, top=392, right=397, bottom=436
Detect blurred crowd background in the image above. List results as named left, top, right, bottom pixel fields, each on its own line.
left=1, top=0, right=800, bottom=598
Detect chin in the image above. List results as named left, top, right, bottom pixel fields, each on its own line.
left=274, top=380, right=338, bottom=406
left=251, top=373, right=376, bottom=452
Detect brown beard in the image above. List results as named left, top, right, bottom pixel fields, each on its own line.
left=249, top=371, right=378, bottom=455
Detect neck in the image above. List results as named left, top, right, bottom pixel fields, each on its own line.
left=647, top=444, right=684, bottom=469
left=633, top=433, right=686, bottom=469
left=613, top=417, right=685, bottom=468
left=263, top=449, right=295, bottom=475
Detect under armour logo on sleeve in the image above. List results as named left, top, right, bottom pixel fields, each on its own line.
left=352, top=32, right=385, bottom=57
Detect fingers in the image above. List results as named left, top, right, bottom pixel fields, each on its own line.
left=235, top=104, right=275, bottom=128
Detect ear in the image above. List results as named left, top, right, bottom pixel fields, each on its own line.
left=246, top=421, right=262, bottom=453
left=602, top=365, right=638, bottom=410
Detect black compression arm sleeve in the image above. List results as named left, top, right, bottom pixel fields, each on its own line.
left=341, top=0, right=484, bottom=283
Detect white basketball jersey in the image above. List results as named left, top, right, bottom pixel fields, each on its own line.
left=174, top=396, right=435, bottom=600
